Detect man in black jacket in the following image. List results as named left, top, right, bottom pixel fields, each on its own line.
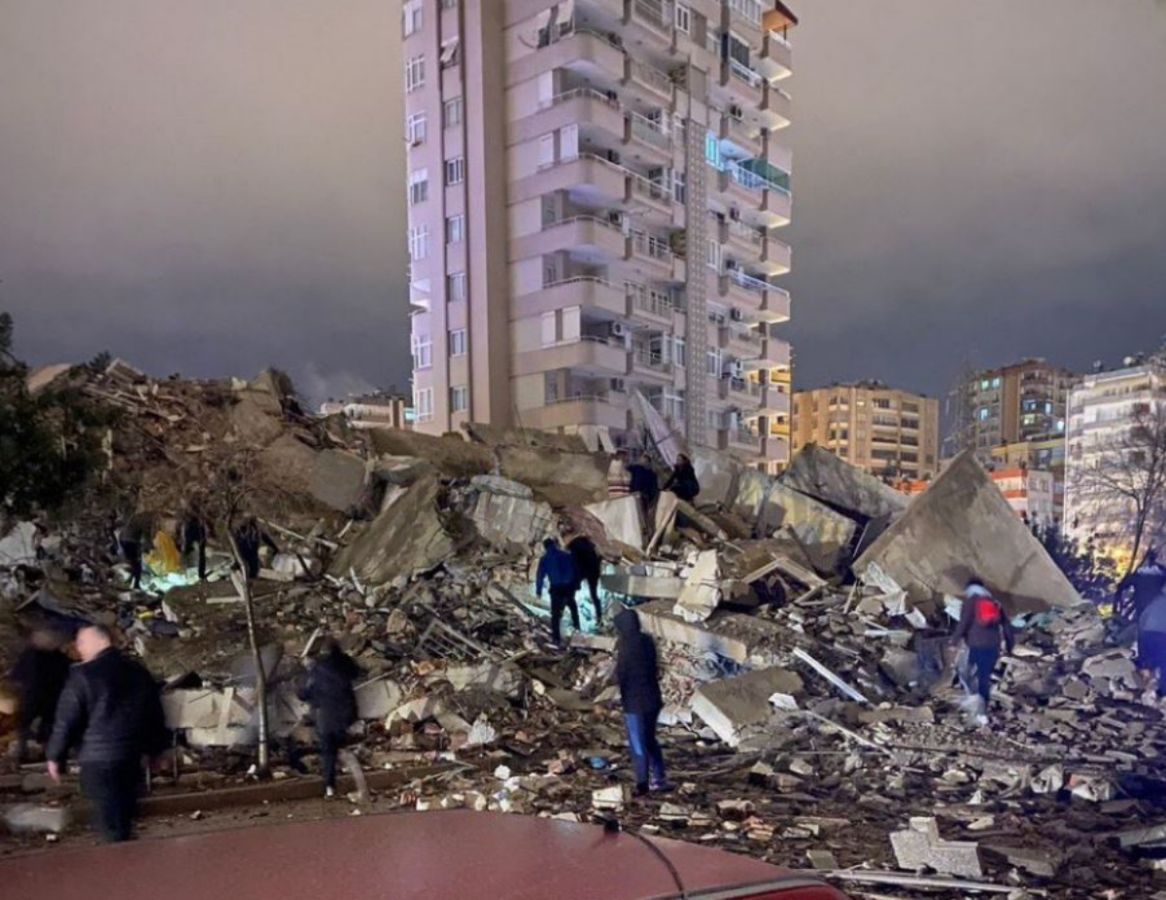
left=10, top=628, right=71, bottom=762
left=566, top=533, right=604, bottom=626
left=614, top=608, right=670, bottom=795
left=662, top=454, right=700, bottom=503
left=46, top=625, right=168, bottom=842
left=627, top=453, right=660, bottom=521
left=298, top=639, right=360, bottom=798
left=952, top=579, right=1014, bottom=723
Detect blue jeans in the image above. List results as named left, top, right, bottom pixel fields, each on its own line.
left=967, top=646, right=1000, bottom=704
left=624, top=710, right=665, bottom=788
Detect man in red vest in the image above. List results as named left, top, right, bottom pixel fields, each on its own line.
left=952, top=578, right=1014, bottom=721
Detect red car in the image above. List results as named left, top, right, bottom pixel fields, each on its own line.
left=1, top=809, right=848, bottom=900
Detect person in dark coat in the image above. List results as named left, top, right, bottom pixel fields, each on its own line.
left=615, top=608, right=669, bottom=795
left=952, top=579, right=1014, bottom=721
left=181, top=502, right=209, bottom=581
left=536, top=538, right=579, bottom=646
left=10, top=629, right=72, bottom=762
left=1117, top=550, right=1166, bottom=624
left=662, top=454, right=700, bottom=503
left=118, top=512, right=154, bottom=590
left=567, top=533, right=603, bottom=625
left=297, top=640, right=360, bottom=797
left=627, top=453, right=660, bottom=521
left=46, top=625, right=168, bottom=842
left=233, top=517, right=279, bottom=580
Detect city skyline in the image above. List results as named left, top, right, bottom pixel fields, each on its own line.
left=2, top=1, right=1165, bottom=405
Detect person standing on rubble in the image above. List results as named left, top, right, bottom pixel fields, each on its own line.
left=233, top=516, right=279, bottom=580
left=627, top=452, right=660, bottom=521
left=46, top=624, right=168, bottom=842
left=536, top=537, right=579, bottom=646
left=952, top=578, right=1014, bottom=722
left=10, top=628, right=72, bottom=762
left=1117, top=550, right=1166, bottom=624
left=1136, top=584, right=1166, bottom=694
left=614, top=608, right=670, bottom=796
left=662, top=453, right=700, bottom=504
left=181, top=500, right=210, bottom=581
left=566, top=532, right=604, bottom=625
left=118, top=511, right=154, bottom=590
left=297, top=639, right=360, bottom=798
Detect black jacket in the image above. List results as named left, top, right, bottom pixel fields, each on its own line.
left=298, top=650, right=360, bottom=737
left=628, top=464, right=660, bottom=505
left=11, top=647, right=71, bottom=718
left=663, top=460, right=700, bottom=503
left=614, top=609, right=663, bottom=715
left=952, top=586, right=1014, bottom=652
left=567, top=536, right=602, bottom=582
left=46, top=648, right=168, bottom=765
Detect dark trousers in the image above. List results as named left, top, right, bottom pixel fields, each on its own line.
left=1139, top=631, right=1166, bottom=694
left=80, top=759, right=141, bottom=843
left=240, top=547, right=261, bottom=580
left=624, top=710, right=666, bottom=788
left=549, top=585, right=580, bottom=645
left=191, top=541, right=207, bottom=580
left=15, top=703, right=54, bottom=762
left=578, top=571, right=602, bottom=623
left=967, top=646, right=1000, bottom=704
left=120, top=540, right=143, bottom=589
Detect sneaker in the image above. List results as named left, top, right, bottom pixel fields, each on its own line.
left=974, top=713, right=989, bottom=727
left=649, top=780, right=675, bottom=793
left=325, top=787, right=336, bottom=799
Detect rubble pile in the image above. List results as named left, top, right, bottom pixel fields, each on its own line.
left=4, top=365, right=1166, bottom=896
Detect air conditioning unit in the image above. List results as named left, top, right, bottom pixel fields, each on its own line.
left=604, top=149, right=621, bottom=164
left=728, top=207, right=741, bottom=221
left=729, top=103, right=744, bottom=119
left=610, top=378, right=627, bottom=393
left=730, top=308, right=744, bottom=321
left=607, top=211, right=623, bottom=226
left=729, top=362, right=745, bottom=379
left=610, top=321, right=628, bottom=338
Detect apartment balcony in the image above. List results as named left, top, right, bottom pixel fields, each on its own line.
left=624, top=110, right=674, bottom=167
left=758, top=284, right=791, bottom=323
left=719, top=376, right=761, bottom=404
left=719, top=114, right=762, bottom=158
left=509, top=216, right=626, bottom=263
left=756, top=30, right=793, bottom=81
left=760, top=337, right=791, bottom=367
left=728, top=0, right=767, bottom=40
left=509, top=26, right=626, bottom=87
left=762, top=434, right=791, bottom=463
left=630, top=347, right=674, bottom=382
left=511, top=88, right=624, bottom=146
left=626, top=230, right=676, bottom=277
left=625, top=171, right=674, bottom=220
left=513, top=153, right=626, bottom=204
left=513, top=277, right=627, bottom=319
left=759, top=384, right=791, bottom=416
left=622, top=0, right=676, bottom=53
left=759, top=183, right=792, bottom=226
left=721, top=217, right=766, bottom=259
left=720, top=427, right=763, bottom=454
left=718, top=165, right=761, bottom=212
left=719, top=324, right=763, bottom=359
left=764, top=138, right=793, bottom=177
left=513, top=336, right=628, bottom=378
left=720, top=58, right=765, bottom=107
left=626, top=285, right=674, bottom=327
left=760, top=83, right=793, bottom=129
left=719, top=162, right=791, bottom=226
left=758, top=234, right=792, bottom=276
left=721, top=268, right=771, bottom=309
left=623, top=57, right=675, bottom=107
left=519, top=395, right=630, bottom=431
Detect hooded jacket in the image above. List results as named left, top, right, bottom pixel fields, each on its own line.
left=952, top=584, right=1015, bottom=652
left=298, top=649, right=361, bottom=737
left=663, top=459, right=700, bottom=503
left=536, top=544, right=577, bottom=593
left=614, top=609, right=663, bottom=715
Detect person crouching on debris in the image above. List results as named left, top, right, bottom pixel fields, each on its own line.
left=614, top=608, right=670, bottom=796
left=297, top=638, right=361, bottom=798
left=46, top=624, right=169, bottom=842
left=952, top=578, right=1014, bottom=723
left=536, top=537, right=579, bottom=646
left=566, top=531, right=604, bottom=626
left=1136, top=586, right=1166, bottom=695
left=233, top=516, right=278, bottom=580
left=663, top=453, right=700, bottom=503
left=10, top=628, right=72, bottom=762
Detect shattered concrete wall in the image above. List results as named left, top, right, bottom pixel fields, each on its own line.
left=781, top=443, right=908, bottom=521
left=855, top=452, right=1082, bottom=613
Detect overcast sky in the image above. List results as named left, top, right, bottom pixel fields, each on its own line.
left=2, top=1, right=1165, bottom=406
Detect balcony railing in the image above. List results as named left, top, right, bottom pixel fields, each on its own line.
left=630, top=172, right=672, bottom=206
left=627, top=58, right=674, bottom=97
left=727, top=268, right=770, bottom=295
left=725, top=325, right=763, bottom=347
left=729, top=428, right=762, bottom=449
left=632, top=349, right=673, bottom=373
left=539, top=86, right=620, bottom=112
left=627, top=283, right=674, bottom=317
left=630, top=230, right=673, bottom=264
left=543, top=274, right=619, bottom=293
left=726, top=160, right=790, bottom=196
left=544, top=214, right=624, bottom=236
left=626, top=109, right=672, bottom=150
left=729, top=58, right=764, bottom=88
left=726, top=218, right=764, bottom=247
left=725, top=376, right=761, bottom=397
left=631, top=0, right=674, bottom=34
left=767, top=29, right=792, bottom=49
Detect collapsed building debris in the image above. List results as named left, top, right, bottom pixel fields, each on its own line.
left=2, top=363, right=1165, bottom=897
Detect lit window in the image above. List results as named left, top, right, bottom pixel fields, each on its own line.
left=449, top=328, right=467, bottom=356
left=445, top=214, right=465, bottom=244
left=404, top=55, right=425, bottom=92
left=443, top=96, right=463, bottom=128
left=406, top=112, right=427, bottom=145
left=408, top=168, right=429, bottom=205
left=450, top=386, right=469, bottom=412
left=448, top=272, right=467, bottom=302
left=445, top=157, right=465, bottom=185
left=672, top=170, right=687, bottom=203
left=402, top=0, right=422, bottom=37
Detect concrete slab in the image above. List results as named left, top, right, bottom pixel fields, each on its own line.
left=602, top=573, right=686, bottom=599
left=584, top=495, right=645, bottom=551
left=691, top=667, right=804, bottom=747
left=635, top=600, right=784, bottom=665
left=355, top=678, right=404, bottom=720
left=782, top=443, right=909, bottom=520
left=673, top=550, right=720, bottom=623
left=891, top=817, right=982, bottom=878
left=855, top=452, right=1082, bottom=613
left=309, top=449, right=369, bottom=513
left=470, top=488, right=555, bottom=549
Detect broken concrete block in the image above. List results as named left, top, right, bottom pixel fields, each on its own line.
left=635, top=600, right=785, bottom=665
left=984, top=844, right=1061, bottom=877
left=1082, top=650, right=1138, bottom=686
left=0, top=522, right=39, bottom=566
left=733, top=473, right=857, bottom=573
left=782, top=443, right=909, bottom=521
left=3, top=804, right=69, bottom=835
left=891, top=817, right=982, bottom=878
left=855, top=452, right=1082, bottom=614
left=498, top=447, right=608, bottom=507
left=1069, top=773, right=1115, bottom=802
left=583, top=495, right=645, bottom=551
left=592, top=785, right=627, bottom=810
left=691, top=667, right=804, bottom=747
left=368, top=429, right=494, bottom=478
left=355, top=678, right=404, bottom=721
left=309, top=449, right=369, bottom=513
left=1031, top=764, right=1064, bottom=794
left=673, top=550, right=720, bottom=623
left=880, top=648, right=922, bottom=688
left=432, top=663, right=525, bottom=698
left=806, top=850, right=838, bottom=870
left=601, top=573, right=685, bottom=600
left=470, top=489, right=554, bottom=549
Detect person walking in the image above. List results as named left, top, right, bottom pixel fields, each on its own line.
left=536, top=537, right=579, bottom=646
left=951, top=578, right=1014, bottom=724
left=567, top=533, right=603, bottom=625
left=297, top=639, right=361, bottom=798
left=181, top=501, right=209, bottom=581
left=233, top=517, right=279, bottom=580
left=46, top=625, right=168, bottom=842
left=10, top=628, right=71, bottom=762
left=662, top=454, right=700, bottom=503
left=614, top=608, right=670, bottom=795
left=118, top=512, right=154, bottom=590
left=1117, top=550, right=1166, bottom=624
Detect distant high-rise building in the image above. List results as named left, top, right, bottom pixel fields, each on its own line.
left=988, top=437, right=1067, bottom=521
left=403, top=0, right=797, bottom=471
left=791, top=382, right=940, bottom=481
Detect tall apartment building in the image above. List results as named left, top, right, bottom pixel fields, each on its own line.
left=988, top=437, right=1067, bottom=521
left=954, top=359, right=1076, bottom=462
left=403, top=0, right=797, bottom=472
left=791, top=382, right=940, bottom=481
left=1064, top=355, right=1166, bottom=565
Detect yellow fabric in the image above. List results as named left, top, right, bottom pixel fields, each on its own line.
left=146, top=531, right=182, bottom=574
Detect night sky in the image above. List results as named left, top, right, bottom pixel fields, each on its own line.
left=2, top=1, right=1165, bottom=406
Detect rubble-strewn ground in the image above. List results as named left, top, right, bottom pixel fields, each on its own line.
left=4, top=362, right=1166, bottom=899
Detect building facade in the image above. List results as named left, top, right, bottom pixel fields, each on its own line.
left=988, top=437, right=1067, bottom=521
left=791, top=382, right=940, bottom=481
left=320, top=393, right=414, bottom=430
left=1064, top=357, right=1166, bottom=566
left=989, top=468, right=1056, bottom=527
left=403, top=0, right=797, bottom=471
left=956, top=359, right=1076, bottom=462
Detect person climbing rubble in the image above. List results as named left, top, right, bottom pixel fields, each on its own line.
left=614, top=607, right=670, bottom=796
left=1117, top=549, right=1166, bottom=625
left=180, top=500, right=210, bottom=581
left=566, top=532, right=603, bottom=626
left=952, top=578, right=1014, bottom=724
left=45, top=624, right=169, bottom=843
left=232, top=516, right=279, bottom=581
left=9, top=628, right=72, bottom=762
left=297, top=638, right=361, bottom=798
left=1136, top=584, right=1166, bottom=695
left=662, top=453, right=700, bottom=504
left=536, top=537, right=578, bottom=646
left=117, top=511, right=155, bottom=590
left=627, top=452, right=660, bottom=521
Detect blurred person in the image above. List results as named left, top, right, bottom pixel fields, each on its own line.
left=181, top=500, right=210, bottom=581
left=566, top=532, right=603, bottom=625
left=297, top=639, right=360, bottom=798
left=118, top=512, right=154, bottom=590
left=9, top=628, right=71, bottom=762
left=614, top=608, right=669, bottom=795
left=951, top=578, right=1014, bottom=724
left=535, top=537, right=579, bottom=646
left=662, top=453, right=700, bottom=503
left=627, top=453, right=660, bottom=520
left=233, top=517, right=278, bottom=580
left=1117, top=549, right=1166, bottom=624
left=1137, top=585, right=1166, bottom=694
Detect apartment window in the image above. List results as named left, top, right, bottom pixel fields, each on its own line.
left=414, top=387, right=434, bottom=422
left=450, top=386, right=469, bottom=413
left=440, top=37, right=460, bottom=68
left=442, top=0, right=457, bottom=8
left=673, top=170, right=687, bottom=204
left=406, top=112, right=427, bottom=146
left=706, top=239, right=722, bottom=271
left=675, top=3, right=691, bottom=33
left=706, top=348, right=722, bottom=377
left=449, top=328, right=467, bottom=356
left=407, top=224, right=429, bottom=261
left=443, top=96, right=463, bottom=128
left=411, top=334, right=432, bottom=370
left=445, top=157, right=465, bottom=186
left=673, top=337, right=686, bottom=369
left=448, top=271, right=467, bottom=302
left=402, top=0, right=422, bottom=37
left=408, top=168, right=428, bottom=205
left=404, top=55, right=425, bottom=92
left=445, top=214, right=465, bottom=244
